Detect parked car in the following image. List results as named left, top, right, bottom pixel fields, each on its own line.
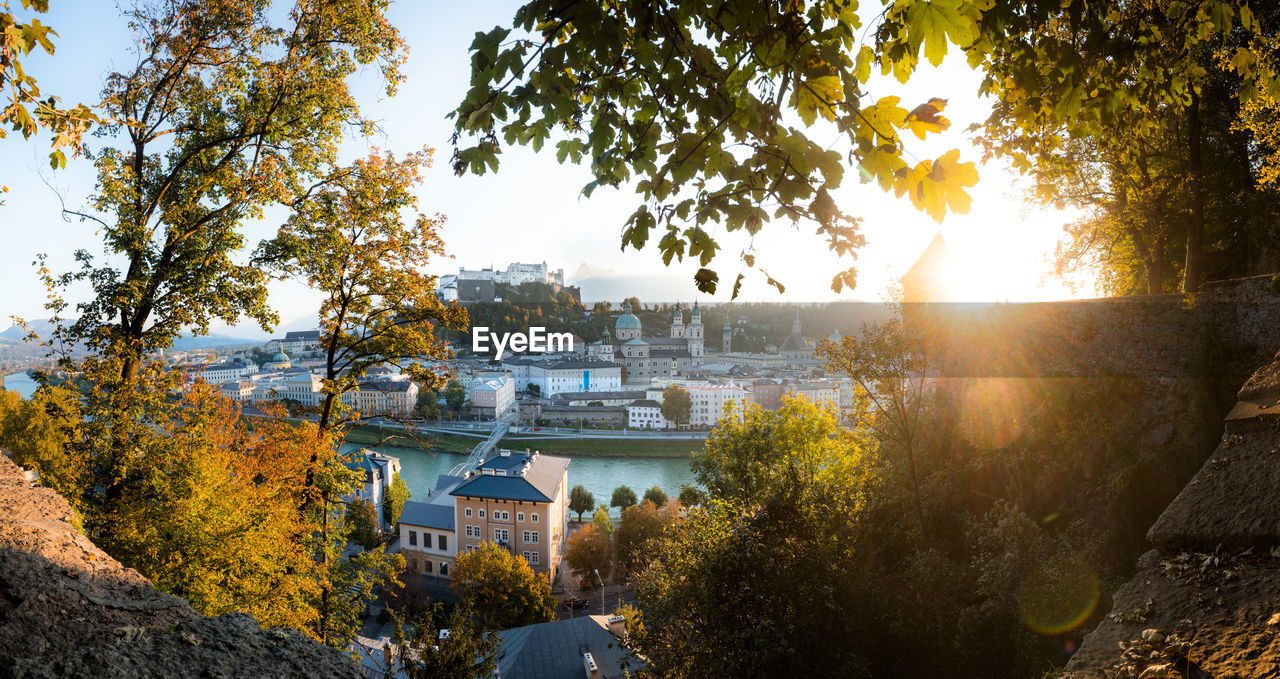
left=562, top=596, right=589, bottom=610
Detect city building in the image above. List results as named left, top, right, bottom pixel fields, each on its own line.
left=686, top=383, right=750, bottom=426
left=219, top=381, right=255, bottom=402
left=401, top=450, right=570, bottom=584
left=627, top=399, right=670, bottom=430
left=502, top=356, right=622, bottom=397
left=182, top=360, right=259, bottom=385
left=549, top=389, right=646, bottom=407
left=468, top=373, right=516, bottom=420
left=345, top=451, right=402, bottom=527
left=786, top=379, right=840, bottom=410
left=342, top=379, right=420, bottom=417
left=589, top=301, right=706, bottom=384
left=398, top=474, right=461, bottom=579
left=779, top=310, right=815, bottom=360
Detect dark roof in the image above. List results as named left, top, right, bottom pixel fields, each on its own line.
left=399, top=501, right=455, bottom=531
left=478, top=453, right=528, bottom=472
left=551, top=390, right=645, bottom=403
left=452, top=452, right=569, bottom=503
left=496, top=616, right=633, bottom=679
left=642, top=337, right=689, bottom=346
left=284, top=330, right=320, bottom=340
left=650, top=348, right=692, bottom=358
left=629, top=399, right=662, bottom=408
left=548, top=358, right=619, bottom=370
left=780, top=329, right=809, bottom=352
left=355, top=379, right=415, bottom=392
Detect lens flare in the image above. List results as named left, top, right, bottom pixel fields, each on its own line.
left=1018, top=555, right=1100, bottom=636
left=958, top=379, right=1027, bottom=450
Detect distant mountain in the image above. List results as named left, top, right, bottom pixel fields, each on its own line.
left=168, top=334, right=261, bottom=351
left=0, top=320, right=259, bottom=355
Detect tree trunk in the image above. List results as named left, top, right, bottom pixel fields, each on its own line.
left=1183, top=93, right=1206, bottom=293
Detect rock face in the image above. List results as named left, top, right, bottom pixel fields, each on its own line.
left=1064, top=351, right=1280, bottom=677
left=0, top=455, right=360, bottom=679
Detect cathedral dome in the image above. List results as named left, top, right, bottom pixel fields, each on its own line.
left=616, top=313, right=642, bottom=331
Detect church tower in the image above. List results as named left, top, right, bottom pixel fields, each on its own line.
left=670, top=303, right=685, bottom=339
left=687, top=300, right=704, bottom=358
left=722, top=316, right=732, bottom=353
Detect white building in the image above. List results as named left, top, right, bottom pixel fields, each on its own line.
left=281, top=372, right=324, bottom=406
left=184, top=361, right=259, bottom=385
left=468, top=373, right=516, bottom=420
left=341, top=379, right=419, bottom=417
left=346, top=450, right=402, bottom=527
left=219, top=381, right=255, bottom=402
left=686, top=383, right=749, bottom=426
left=502, top=357, right=622, bottom=397
left=626, top=399, right=670, bottom=430
left=454, top=261, right=565, bottom=287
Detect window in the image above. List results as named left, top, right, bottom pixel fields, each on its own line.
left=464, top=507, right=472, bottom=518
left=408, top=530, right=417, bottom=547
left=440, top=562, right=448, bottom=576
left=466, top=544, right=476, bottom=553
left=423, top=560, right=432, bottom=574
left=528, top=551, right=540, bottom=565
left=438, top=535, right=447, bottom=551
left=528, top=531, right=539, bottom=544
left=531, top=513, right=539, bottom=523
left=479, top=509, right=486, bottom=519
left=494, top=528, right=509, bottom=542
left=517, top=512, right=525, bottom=522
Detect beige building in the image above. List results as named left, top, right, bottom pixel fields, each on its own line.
left=399, top=450, right=570, bottom=584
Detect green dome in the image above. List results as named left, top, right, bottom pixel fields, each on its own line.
left=615, top=313, right=642, bottom=330
left=273, top=351, right=290, bottom=362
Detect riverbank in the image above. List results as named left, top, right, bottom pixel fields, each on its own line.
left=500, top=436, right=699, bottom=458
left=342, top=424, right=699, bottom=459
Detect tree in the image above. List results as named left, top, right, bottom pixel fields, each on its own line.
left=346, top=499, right=382, bottom=550
left=817, top=298, right=930, bottom=537
left=416, top=388, right=441, bottom=420
left=444, top=380, right=467, bottom=416
left=452, top=542, right=556, bottom=630
left=592, top=504, right=615, bottom=537
left=630, top=397, right=876, bottom=678
left=678, top=484, right=704, bottom=508
left=259, top=150, right=468, bottom=438
left=104, top=386, right=332, bottom=634
left=660, top=386, right=691, bottom=429
left=615, top=499, right=680, bottom=573
left=386, top=472, right=411, bottom=527
left=394, top=602, right=499, bottom=679
left=453, top=1, right=979, bottom=297
left=643, top=486, right=668, bottom=507
left=611, top=485, right=637, bottom=511
left=37, top=0, right=410, bottom=550
left=0, top=383, right=85, bottom=508
left=569, top=484, right=595, bottom=522
left=564, top=523, right=613, bottom=583
left=937, top=1, right=1280, bottom=292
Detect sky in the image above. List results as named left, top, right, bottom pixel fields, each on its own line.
left=0, top=1, right=1098, bottom=339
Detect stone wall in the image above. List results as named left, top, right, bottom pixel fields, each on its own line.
left=923, top=274, right=1280, bottom=383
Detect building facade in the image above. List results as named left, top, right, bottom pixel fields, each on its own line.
left=590, top=301, right=706, bottom=384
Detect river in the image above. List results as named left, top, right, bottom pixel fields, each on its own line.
left=3, top=372, right=38, bottom=399
left=339, top=442, right=696, bottom=518
left=3, top=371, right=692, bottom=515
